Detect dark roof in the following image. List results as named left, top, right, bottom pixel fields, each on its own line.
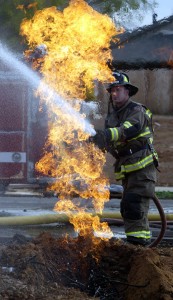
left=110, top=15, right=173, bottom=70
left=112, top=14, right=173, bottom=47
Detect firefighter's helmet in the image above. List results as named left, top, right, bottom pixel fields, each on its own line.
left=107, top=71, right=138, bottom=97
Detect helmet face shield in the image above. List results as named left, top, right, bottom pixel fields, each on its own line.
left=107, top=71, right=138, bottom=97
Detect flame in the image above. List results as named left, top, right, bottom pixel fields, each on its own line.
left=20, top=0, right=120, bottom=99
left=69, top=213, right=113, bottom=239
left=20, top=0, right=120, bottom=242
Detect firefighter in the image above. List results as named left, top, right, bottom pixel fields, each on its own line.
left=92, top=71, right=159, bottom=246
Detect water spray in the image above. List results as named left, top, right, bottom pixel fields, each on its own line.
left=0, top=42, right=96, bottom=136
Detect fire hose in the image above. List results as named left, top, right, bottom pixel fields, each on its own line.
left=101, top=194, right=167, bottom=248
left=147, top=194, right=167, bottom=248
left=0, top=195, right=167, bottom=247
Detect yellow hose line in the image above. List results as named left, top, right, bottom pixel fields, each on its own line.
left=0, top=211, right=172, bottom=226
left=0, top=213, right=69, bottom=226
left=98, top=211, right=172, bottom=221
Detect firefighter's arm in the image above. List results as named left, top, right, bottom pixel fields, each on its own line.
left=91, top=106, right=147, bottom=149
left=108, top=105, right=146, bottom=142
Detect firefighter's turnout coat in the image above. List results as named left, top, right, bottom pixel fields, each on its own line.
left=105, top=98, right=158, bottom=243
left=105, top=98, right=158, bottom=181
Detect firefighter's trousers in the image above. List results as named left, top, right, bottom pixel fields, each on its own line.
left=120, top=163, right=156, bottom=242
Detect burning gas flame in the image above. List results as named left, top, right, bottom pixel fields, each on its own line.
left=20, top=0, right=121, bottom=241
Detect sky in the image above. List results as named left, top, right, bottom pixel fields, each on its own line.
left=114, top=0, right=173, bottom=30
left=141, top=0, right=173, bottom=26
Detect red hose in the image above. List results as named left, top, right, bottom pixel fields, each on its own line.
left=147, top=194, right=167, bottom=248
left=102, top=193, right=167, bottom=248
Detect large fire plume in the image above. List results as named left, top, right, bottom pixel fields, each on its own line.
left=20, top=0, right=121, bottom=241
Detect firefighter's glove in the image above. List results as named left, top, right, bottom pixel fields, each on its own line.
left=89, top=129, right=111, bottom=151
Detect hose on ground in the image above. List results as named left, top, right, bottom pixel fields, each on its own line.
left=147, top=194, right=167, bottom=248
left=102, top=194, right=167, bottom=248
left=0, top=194, right=167, bottom=248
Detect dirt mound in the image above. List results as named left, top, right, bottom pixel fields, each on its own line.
left=127, top=249, right=173, bottom=300
left=0, top=233, right=173, bottom=300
